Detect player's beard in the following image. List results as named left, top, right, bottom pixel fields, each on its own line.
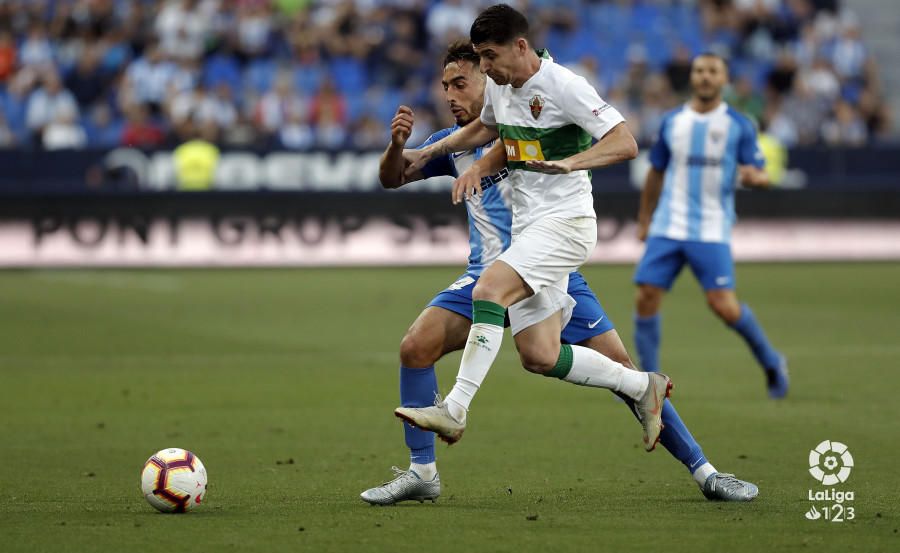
left=694, top=81, right=721, bottom=102
left=456, top=103, right=483, bottom=127
left=457, top=113, right=476, bottom=126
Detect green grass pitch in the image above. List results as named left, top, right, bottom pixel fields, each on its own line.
left=1, top=263, right=898, bottom=552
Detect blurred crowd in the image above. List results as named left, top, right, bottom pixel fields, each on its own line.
left=0, top=0, right=892, bottom=151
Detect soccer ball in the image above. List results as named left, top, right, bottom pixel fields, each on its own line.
left=141, top=448, right=208, bottom=513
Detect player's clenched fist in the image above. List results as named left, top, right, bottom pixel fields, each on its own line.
left=391, top=105, right=415, bottom=146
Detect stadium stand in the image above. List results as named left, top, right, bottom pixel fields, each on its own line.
left=0, top=0, right=893, bottom=150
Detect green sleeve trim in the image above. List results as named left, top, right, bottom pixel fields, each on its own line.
left=545, top=344, right=573, bottom=379
left=473, top=300, right=506, bottom=326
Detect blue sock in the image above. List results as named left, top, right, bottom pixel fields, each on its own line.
left=729, top=304, right=781, bottom=370
left=622, top=397, right=707, bottom=474
left=634, top=314, right=661, bottom=373
left=659, top=400, right=707, bottom=474
left=399, top=365, right=437, bottom=464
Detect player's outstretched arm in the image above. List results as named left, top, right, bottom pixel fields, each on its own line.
left=452, top=139, right=507, bottom=205
left=525, top=122, right=638, bottom=174
left=405, top=119, right=499, bottom=177
left=637, top=168, right=664, bottom=241
left=738, top=165, right=771, bottom=188
left=380, top=106, right=421, bottom=189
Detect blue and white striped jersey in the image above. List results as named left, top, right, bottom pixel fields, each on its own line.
left=648, top=102, right=764, bottom=244
left=418, top=126, right=512, bottom=275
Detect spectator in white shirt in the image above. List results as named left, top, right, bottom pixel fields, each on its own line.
left=26, top=71, right=79, bottom=142
left=42, top=106, right=87, bottom=150
left=254, top=73, right=306, bottom=135
left=121, top=45, right=178, bottom=113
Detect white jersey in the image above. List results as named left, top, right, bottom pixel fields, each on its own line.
left=480, top=54, right=625, bottom=235
left=648, top=102, right=764, bottom=243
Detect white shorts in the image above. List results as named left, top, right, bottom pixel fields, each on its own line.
left=499, top=216, right=597, bottom=335
left=508, top=285, right=575, bottom=336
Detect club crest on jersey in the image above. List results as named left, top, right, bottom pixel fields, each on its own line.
left=529, top=95, right=544, bottom=119
left=710, top=130, right=723, bottom=143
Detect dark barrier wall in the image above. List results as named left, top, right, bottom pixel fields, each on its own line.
left=1, top=146, right=900, bottom=193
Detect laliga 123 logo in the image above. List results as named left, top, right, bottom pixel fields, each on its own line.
left=805, top=440, right=855, bottom=522
left=809, top=440, right=853, bottom=485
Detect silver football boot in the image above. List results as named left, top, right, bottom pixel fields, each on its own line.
left=702, top=473, right=759, bottom=501
left=360, top=467, right=441, bottom=506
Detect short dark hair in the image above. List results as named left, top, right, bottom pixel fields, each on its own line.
left=470, top=4, right=529, bottom=46
left=694, top=52, right=729, bottom=69
left=443, top=39, right=480, bottom=68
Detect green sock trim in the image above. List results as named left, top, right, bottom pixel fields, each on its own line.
left=473, top=300, right=506, bottom=326
left=546, top=344, right=573, bottom=379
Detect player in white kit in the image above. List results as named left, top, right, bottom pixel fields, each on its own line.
left=396, top=4, right=672, bottom=452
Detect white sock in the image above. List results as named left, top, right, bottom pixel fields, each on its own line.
left=410, top=462, right=437, bottom=481
left=692, top=462, right=718, bottom=486
left=565, top=345, right=649, bottom=400
left=445, top=322, right=504, bottom=421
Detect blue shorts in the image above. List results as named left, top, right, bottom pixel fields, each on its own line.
left=427, top=271, right=615, bottom=345
left=634, top=236, right=735, bottom=291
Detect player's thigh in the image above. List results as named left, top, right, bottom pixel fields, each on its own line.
left=562, top=272, right=616, bottom=345
left=576, top=330, right=636, bottom=370
left=684, top=241, right=735, bottom=291
left=493, top=217, right=596, bottom=306
left=513, top=310, right=564, bottom=374
left=633, top=237, right=686, bottom=292
left=472, top=260, right=531, bottom=307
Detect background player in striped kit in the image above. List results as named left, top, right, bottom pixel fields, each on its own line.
left=364, top=25, right=757, bottom=504
left=634, top=53, right=789, bottom=399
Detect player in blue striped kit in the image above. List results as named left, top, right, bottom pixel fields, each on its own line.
left=361, top=41, right=757, bottom=505
left=634, top=53, right=789, bottom=398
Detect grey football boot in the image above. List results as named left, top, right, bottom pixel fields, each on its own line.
left=360, top=467, right=441, bottom=506
left=634, top=372, right=673, bottom=451
left=702, top=473, right=759, bottom=501
left=394, top=401, right=465, bottom=445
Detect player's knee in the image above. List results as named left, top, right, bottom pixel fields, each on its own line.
left=520, top=355, right=556, bottom=375
left=471, top=279, right=502, bottom=304
left=578, top=335, right=632, bottom=369
left=399, top=330, right=439, bottom=368
left=607, top=348, right=635, bottom=370
left=707, top=295, right=740, bottom=323
left=635, top=286, right=661, bottom=315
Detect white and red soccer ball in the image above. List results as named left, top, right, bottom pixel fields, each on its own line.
left=141, top=448, right=208, bottom=513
